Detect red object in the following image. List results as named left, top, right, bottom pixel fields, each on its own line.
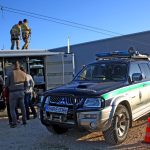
left=2, top=87, right=9, bottom=103
left=144, top=117, right=150, bottom=143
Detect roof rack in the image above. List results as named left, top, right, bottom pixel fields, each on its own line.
left=96, top=50, right=150, bottom=60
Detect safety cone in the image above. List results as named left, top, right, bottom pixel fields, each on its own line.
left=144, top=117, right=150, bottom=143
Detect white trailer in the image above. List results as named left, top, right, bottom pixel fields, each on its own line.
left=0, top=50, right=75, bottom=93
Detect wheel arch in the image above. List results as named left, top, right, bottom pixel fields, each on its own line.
left=109, top=98, right=132, bottom=128
left=119, top=100, right=132, bottom=127
left=103, top=101, right=132, bottom=145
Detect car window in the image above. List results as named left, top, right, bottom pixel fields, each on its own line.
left=139, top=63, right=150, bottom=79
left=129, top=63, right=141, bottom=77
left=110, top=64, right=127, bottom=80
left=74, top=62, right=127, bottom=81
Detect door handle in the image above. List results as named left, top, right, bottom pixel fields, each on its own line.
left=131, top=96, right=135, bottom=98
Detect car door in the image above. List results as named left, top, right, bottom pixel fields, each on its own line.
left=138, top=62, right=150, bottom=104
left=128, top=63, right=143, bottom=111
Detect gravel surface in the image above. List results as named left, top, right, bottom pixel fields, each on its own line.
left=0, top=112, right=150, bottom=150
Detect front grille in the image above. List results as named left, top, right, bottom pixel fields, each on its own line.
left=49, top=96, right=86, bottom=105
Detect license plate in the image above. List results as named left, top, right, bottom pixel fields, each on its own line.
left=45, top=106, right=68, bottom=114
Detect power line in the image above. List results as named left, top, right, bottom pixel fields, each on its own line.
left=0, top=5, right=121, bottom=37
left=0, top=5, right=4, bottom=18
left=6, top=10, right=117, bottom=36
left=1, top=7, right=116, bottom=37
left=0, top=5, right=150, bottom=47
left=1, top=5, right=122, bottom=36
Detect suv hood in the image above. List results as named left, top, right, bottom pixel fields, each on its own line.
left=45, top=81, right=127, bottom=97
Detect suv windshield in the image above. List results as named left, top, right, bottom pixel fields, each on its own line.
left=74, top=62, right=127, bottom=81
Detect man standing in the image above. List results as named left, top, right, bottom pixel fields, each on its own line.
left=6, top=61, right=27, bottom=128
left=21, top=67, right=37, bottom=120
left=10, top=21, right=22, bottom=50
left=21, top=19, right=31, bottom=49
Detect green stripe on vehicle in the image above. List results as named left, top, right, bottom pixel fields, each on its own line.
left=101, top=81, right=150, bottom=100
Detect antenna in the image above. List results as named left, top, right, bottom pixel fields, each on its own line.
left=67, top=36, right=70, bottom=53
left=2, top=44, right=5, bottom=50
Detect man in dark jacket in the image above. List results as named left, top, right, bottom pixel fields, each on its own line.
left=6, top=61, right=27, bottom=128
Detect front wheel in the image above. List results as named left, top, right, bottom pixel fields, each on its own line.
left=103, top=104, right=130, bottom=145
left=46, top=124, right=68, bottom=134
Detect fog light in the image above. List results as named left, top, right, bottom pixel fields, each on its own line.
left=90, top=121, right=96, bottom=129
left=84, top=114, right=97, bottom=119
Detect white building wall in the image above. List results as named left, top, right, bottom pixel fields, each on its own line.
left=50, top=31, right=150, bottom=74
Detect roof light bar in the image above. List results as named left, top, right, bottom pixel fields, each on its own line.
left=96, top=51, right=130, bottom=58
left=96, top=50, right=150, bottom=60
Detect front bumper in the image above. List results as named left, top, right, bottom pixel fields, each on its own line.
left=41, top=106, right=112, bottom=131
left=77, top=106, right=112, bottom=131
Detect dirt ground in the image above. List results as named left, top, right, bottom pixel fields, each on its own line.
left=0, top=111, right=150, bottom=150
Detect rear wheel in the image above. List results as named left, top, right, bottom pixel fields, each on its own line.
left=103, top=104, right=130, bottom=145
left=46, top=124, right=68, bottom=134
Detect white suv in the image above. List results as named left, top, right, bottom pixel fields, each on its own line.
left=40, top=50, right=150, bottom=144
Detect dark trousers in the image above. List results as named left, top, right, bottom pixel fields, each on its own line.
left=22, top=37, right=29, bottom=49
left=24, top=93, right=37, bottom=119
left=6, top=101, right=19, bottom=123
left=11, top=39, right=20, bottom=50
left=9, top=91, right=26, bottom=125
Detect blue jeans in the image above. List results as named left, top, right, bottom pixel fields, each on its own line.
left=24, top=93, right=37, bottom=119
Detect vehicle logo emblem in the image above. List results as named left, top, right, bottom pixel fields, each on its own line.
left=59, top=98, right=66, bottom=105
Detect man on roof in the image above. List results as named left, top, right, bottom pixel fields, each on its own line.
left=10, top=21, right=22, bottom=50
left=21, top=19, right=31, bottom=50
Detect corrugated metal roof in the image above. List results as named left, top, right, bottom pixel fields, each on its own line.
left=0, top=49, right=65, bottom=57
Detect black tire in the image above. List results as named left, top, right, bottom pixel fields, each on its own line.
left=103, top=104, right=130, bottom=145
left=46, top=124, right=68, bottom=134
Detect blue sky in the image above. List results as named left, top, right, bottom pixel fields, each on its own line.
left=0, top=0, right=150, bottom=50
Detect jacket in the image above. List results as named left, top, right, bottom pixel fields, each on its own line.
left=10, top=24, right=21, bottom=36
left=21, top=23, right=31, bottom=33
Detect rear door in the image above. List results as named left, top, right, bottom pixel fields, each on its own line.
left=138, top=62, right=150, bottom=104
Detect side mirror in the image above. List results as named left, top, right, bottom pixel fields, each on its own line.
left=132, top=73, right=143, bottom=82
left=4, top=76, right=8, bottom=79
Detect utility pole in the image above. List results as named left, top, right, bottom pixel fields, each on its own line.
left=67, top=36, right=70, bottom=53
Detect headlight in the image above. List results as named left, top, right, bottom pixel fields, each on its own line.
left=40, top=95, right=50, bottom=104
left=83, top=98, right=102, bottom=107
left=40, top=95, right=44, bottom=103
left=44, top=96, right=50, bottom=104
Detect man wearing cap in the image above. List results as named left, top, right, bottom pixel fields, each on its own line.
left=6, top=61, right=27, bottom=128
left=10, top=21, right=22, bottom=50
left=21, top=19, right=31, bottom=49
